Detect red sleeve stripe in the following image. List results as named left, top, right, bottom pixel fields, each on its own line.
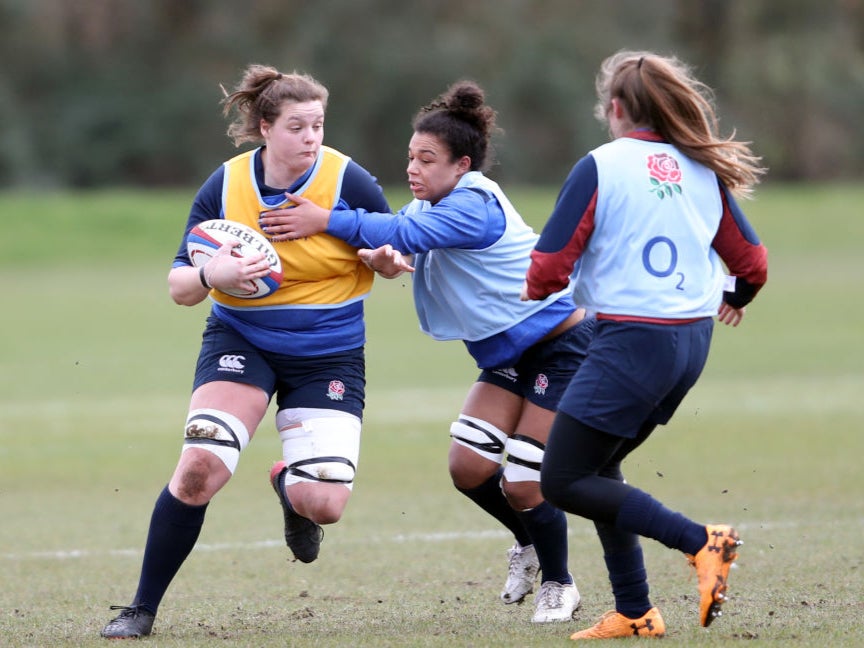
left=525, top=190, right=597, bottom=300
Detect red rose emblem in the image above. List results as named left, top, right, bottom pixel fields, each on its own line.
left=646, top=153, right=683, bottom=199
left=647, top=153, right=682, bottom=183
left=533, top=373, right=549, bottom=395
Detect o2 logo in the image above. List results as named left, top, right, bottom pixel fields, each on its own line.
left=642, top=236, right=685, bottom=290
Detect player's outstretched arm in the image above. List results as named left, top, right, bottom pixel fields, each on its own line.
left=259, top=193, right=330, bottom=241
left=358, top=245, right=414, bottom=279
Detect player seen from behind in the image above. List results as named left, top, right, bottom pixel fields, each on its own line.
left=521, top=50, right=768, bottom=640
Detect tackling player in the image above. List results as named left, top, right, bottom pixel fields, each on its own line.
left=261, top=80, right=591, bottom=624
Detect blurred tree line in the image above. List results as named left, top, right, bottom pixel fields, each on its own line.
left=0, top=0, right=861, bottom=189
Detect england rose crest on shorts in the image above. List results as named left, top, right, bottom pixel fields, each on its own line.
left=327, top=380, right=346, bottom=401
left=533, top=373, right=549, bottom=396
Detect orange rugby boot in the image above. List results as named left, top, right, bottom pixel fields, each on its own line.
left=687, top=524, right=742, bottom=627
left=570, top=607, right=665, bottom=640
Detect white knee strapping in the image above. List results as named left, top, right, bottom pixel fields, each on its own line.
left=449, top=414, right=507, bottom=464
left=182, top=408, right=250, bottom=474
left=276, top=409, right=361, bottom=490
left=503, top=434, right=545, bottom=483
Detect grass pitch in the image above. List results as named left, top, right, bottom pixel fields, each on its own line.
left=0, top=184, right=862, bottom=647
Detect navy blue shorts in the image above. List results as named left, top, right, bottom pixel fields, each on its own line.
left=193, top=316, right=365, bottom=418
left=478, top=315, right=596, bottom=411
left=557, top=317, right=714, bottom=438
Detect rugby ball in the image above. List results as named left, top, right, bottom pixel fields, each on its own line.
left=187, top=219, right=283, bottom=299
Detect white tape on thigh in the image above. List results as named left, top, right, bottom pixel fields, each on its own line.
left=182, top=408, right=250, bottom=474
left=449, top=414, right=507, bottom=463
left=277, top=410, right=361, bottom=489
left=503, top=434, right=545, bottom=483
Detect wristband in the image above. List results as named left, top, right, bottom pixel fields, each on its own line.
left=198, top=265, right=211, bottom=289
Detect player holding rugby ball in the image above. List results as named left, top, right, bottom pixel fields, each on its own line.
left=101, top=65, right=389, bottom=639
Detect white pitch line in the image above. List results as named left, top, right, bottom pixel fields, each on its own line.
left=2, top=518, right=846, bottom=563
left=0, top=530, right=509, bottom=562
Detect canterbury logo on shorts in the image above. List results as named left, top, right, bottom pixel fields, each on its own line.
left=217, top=354, right=246, bottom=373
